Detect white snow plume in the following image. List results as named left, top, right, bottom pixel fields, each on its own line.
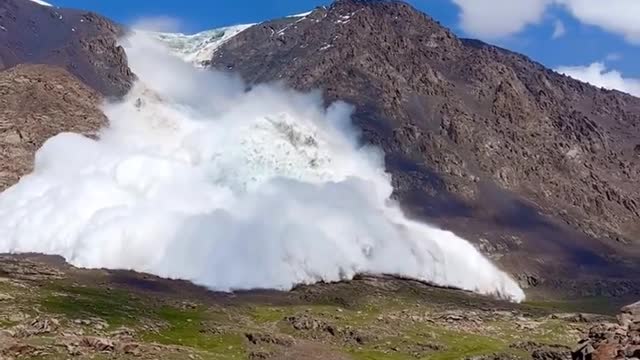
left=0, top=32, right=525, bottom=302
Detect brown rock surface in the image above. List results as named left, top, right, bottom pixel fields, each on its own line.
left=573, top=301, right=640, bottom=359
left=0, top=0, right=133, bottom=97
left=0, top=64, right=106, bottom=189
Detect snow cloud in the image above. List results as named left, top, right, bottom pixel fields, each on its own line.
left=0, top=32, right=525, bottom=302
left=134, top=16, right=184, bottom=33
left=452, top=0, right=640, bottom=44
left=556, top=62, right=640, bottom=97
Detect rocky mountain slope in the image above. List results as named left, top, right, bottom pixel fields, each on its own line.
left=208, top=0, right=640, bottom=295
left=0, top=64, right=106, bottom=189
left=0, top=0, right=133, bottom=188
left=0, top=0, right=133, bottom=97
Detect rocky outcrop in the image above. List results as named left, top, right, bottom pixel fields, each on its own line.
left=209, top=0, right=640, bottom=294
left=0, top=0, right=134, bottom=97
left=0, top=64, right=106, bottom=189
left=573, top=301, right=640, bottom=359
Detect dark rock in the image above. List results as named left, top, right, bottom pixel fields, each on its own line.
left=573, top=300, right=640, bottom=359
left=245, top=332, right=295, bottom=347
left=532, top=349, right=571, bottom=360
left=0, top=0, right=134, bottom=97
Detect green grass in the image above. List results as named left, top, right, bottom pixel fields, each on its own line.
left=32, top=281, right=588, bottom=360
left=143, top=306, right=246, bottom=358
left=41, top=285, right=148, bottom=327
left=524, top=297, right=624, bottom=315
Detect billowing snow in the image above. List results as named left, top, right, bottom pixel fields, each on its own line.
left=0, top=32, right=526, bottom=303
left=152, top=24, right=254, bottom=65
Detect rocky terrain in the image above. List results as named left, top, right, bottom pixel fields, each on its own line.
left=208, top=0, right=640, bottom=296
left=0, top=254, right=627, bottom=360
left=0, top=0, right=133, bottom=188
left=0, top=64, right=106, bottom=189
left=0, top=0, right=133, bottom=97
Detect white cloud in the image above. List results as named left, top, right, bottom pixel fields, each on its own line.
left=556, top=62, right=640, bottom=97
left=452, top=0, right=640, bottom=44
left=451, top=0, right=551, bottom=39
left=558, top=0, right=640, bottom=44
left=605, top=53, right=623, bottom=61
left=552, top=19, right=566, bottom=39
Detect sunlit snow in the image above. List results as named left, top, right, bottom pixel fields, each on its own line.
left=28, top=0, right=53, bottom=7
left=152, top=24, right=254, bottom=65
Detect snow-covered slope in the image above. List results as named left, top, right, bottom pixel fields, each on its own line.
left=150, top=10, right=315, bottom=66
left=28, top=0, right=53, bottom=7
left=152, top=24, right=254, bottom=66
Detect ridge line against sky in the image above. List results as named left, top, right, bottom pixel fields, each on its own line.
left=44, top=0, right=639, bottom=95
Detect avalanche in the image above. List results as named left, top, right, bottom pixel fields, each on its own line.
left=0, top=32, right=525, bottom=302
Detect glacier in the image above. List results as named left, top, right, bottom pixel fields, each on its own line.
left=152, top=24, right=254, bottom=65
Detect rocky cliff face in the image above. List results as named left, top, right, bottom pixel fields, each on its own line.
left=0, top=0, right=134, bottom=190
left=208, top=0, right=640, bottom=295
left=0, top=0, right=133, bottom=97
left=0, top=64, right=106, bottom=189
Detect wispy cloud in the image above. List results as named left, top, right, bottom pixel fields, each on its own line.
left=556, top=62, right=640, bottom=97
left=552, top=19, right=566, bottom=39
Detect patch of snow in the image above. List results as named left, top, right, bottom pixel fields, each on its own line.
left=28, top=0, right=53, bottom=7
left=150, top=24, right=254, bottom=66
left=336, top=14, right=352, bottom=25
left=287, top=11, right=312, bottom=18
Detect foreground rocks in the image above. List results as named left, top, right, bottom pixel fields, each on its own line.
left=573, top=301, right=640, bottom=359
left=0, top=254, right=601, bottom=360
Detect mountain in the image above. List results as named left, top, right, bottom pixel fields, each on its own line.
left=0, top=0, right=639, bottom=359
left=198, top=0, right=640, bottom=296
left=0, top=0, right=133, bottom=97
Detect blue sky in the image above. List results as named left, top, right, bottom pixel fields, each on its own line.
left=50, top=0, right=640, bottom=82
